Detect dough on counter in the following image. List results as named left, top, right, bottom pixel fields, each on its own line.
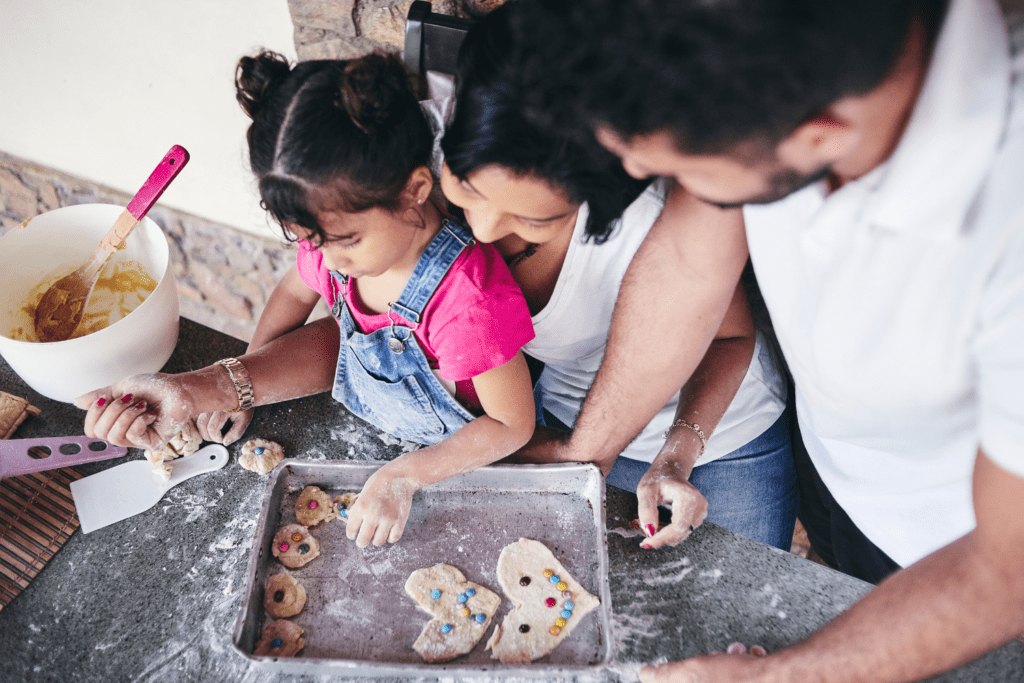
left=254, top=618, right=304, bottom=657
left=263, top=573, right=307, bottom=619
left=239, top=438, right=284, bottom=475
left=486, top=538, right=600, bottom=664
left=271, top=524, right=320, bottom=569
left=295, top=485, right=338, bottom=527
left=144, top=420, right=201, bottom=480
left=334, top=492, right=358, bottom=521
left=405, top=563, right=501, bottom=663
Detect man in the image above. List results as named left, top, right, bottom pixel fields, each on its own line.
left=509, top=0, right=1024, bottom=680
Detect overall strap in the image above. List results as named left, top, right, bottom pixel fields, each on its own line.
left=389, top=219, right=474, bottom=324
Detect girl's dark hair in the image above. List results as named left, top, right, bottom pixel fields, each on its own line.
left=440, top=5, right=647, bottom=244
left=235, top=50, right=433, bottom=245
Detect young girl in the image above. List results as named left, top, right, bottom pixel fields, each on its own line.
left=434, top=6, right=796, bottom=551
left=77, top=50, right=536, bottom=549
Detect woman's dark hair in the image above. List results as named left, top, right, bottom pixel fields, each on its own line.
left=235, top=50, right=433, bottom=245
left=440, top=4, right=648, bottom=244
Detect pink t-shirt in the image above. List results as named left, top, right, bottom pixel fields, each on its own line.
left=295, top=233, right=534, bottom=413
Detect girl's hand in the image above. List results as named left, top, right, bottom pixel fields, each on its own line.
left=345, top=466, right=419, bottom=548
left=195, top=408, right=252, bottom=446
left=75, top=373, right=196, bottom=450
left=636, top=456, right=709, bottom=549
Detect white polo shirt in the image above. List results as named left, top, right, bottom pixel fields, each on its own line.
left=744, top=0, right=1024, bottom=566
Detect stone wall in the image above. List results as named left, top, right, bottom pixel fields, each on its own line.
left=0, top=150, right=328, bottom=343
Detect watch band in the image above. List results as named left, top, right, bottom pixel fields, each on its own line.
left=216, top=357, right=255, bottom=412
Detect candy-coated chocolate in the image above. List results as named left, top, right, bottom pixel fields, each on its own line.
left=549, top=626, right=561, bottom=636
left=340, top=509, right=348, bottom=518
left=562, top=590, right=572, bottom=599
left=555, top=617, right=567, bottom=628
left=291, top=533, right=302, bottom=542
left=543, top=569, right=554, bottom=578
left=431, top=589, right=442, bottom=599
left=549, top=575, right=560, bottom=584
left=459, top=607, right=471, bottom=617
left=457, top=593, right=468, bottom=603
left=564, top=600, right=574, bottom=610
left=273, top=590, right=285, bottom=603
left=254, top=447, right=265, bottom=455
left=519, top=624, right=530, bottom=633
left=560, top=609, right=572, bottom=619
left=308, top=500, right=318, bottom=509
left=298, top=543, right=310, bottom=554
left=545, top=597, right=556, bottom=608
left=466, top=588, right=476, bottom=597
left=441, top=623, right=452, bottom=634
left=556, top=581, right=567, bottom=592
left=474, top=613, right=486, bottom=623
left=272, top=638, right=282, bottom=647
left=519, top=576, right=531, bottom=586
left=279, top=543, right=289, bottom=552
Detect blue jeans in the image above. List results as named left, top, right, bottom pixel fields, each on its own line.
left=605, top=409, right=798, bottom=550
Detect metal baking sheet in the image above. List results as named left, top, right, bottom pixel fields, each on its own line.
left=232, top=459, right=612, bottom=677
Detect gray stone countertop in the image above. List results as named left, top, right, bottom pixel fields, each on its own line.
left=1, top=318, right=1021, bottom=682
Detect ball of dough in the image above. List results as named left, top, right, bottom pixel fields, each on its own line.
left=239, top=438, right=284, bottom=475
left=271, top=524, right=320, bottom=569
left=263, top=573, right=307, bottom=619
left=295, top=486, right=337, bottom=527
left=254, top=619, right=304, bottom=657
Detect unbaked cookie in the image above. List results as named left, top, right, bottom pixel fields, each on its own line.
left=263, top=573, right=307, bottom=619
left=239, top=438, right=284, bottom=475
left=253, top=618, right=304, bottom=657
left=271, top=524, right=320, bottom=569
left=295, top=485, right=338, bottom=527
left=486, top=538, right=599, bottom=664
left=334, top=492, right=358, bottom=521
left=144, top=420, right=201, bottom=480
left=405, top=563, right=501, bottom=663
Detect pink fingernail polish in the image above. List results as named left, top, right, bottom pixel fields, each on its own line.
left=640, top=542, right=652, bottom=549
left=135, top=400, right=146, bottom=410
left=96, top=397, right=106, bottom=407
left=121, top=394, right=134, bottom=404
left=645, top=524, right=656, bottom=537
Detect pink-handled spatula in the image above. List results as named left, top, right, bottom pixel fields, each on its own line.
left=34, top=145, right=189, bottom=343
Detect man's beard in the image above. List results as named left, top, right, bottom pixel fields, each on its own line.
left=708, top=164, right=832, bottom=210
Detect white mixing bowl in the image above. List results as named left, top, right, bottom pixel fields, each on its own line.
left=0, top=203, right=179, bottom=403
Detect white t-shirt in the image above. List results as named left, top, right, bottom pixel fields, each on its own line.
left=743, top=0, right=1024, bottom=566
left=531, top=179, right=787, bottom=466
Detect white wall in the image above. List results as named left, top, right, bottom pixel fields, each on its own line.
left=0, top=0, right=298, bottom=236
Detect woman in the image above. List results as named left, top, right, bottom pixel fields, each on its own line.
left=434, top=5, right=797, bottom=550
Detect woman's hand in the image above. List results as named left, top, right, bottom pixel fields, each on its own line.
left=344, top=466, right=419, bottom=548
left=75, top=373, right=197, bottom=450
left=636, top=452, right=709, bottom=549
left=195, top=408, right=252, bottom=446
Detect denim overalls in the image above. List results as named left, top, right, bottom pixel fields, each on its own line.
left=330, top=220, right=477, bottom=445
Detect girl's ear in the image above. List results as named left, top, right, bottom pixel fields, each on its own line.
left=403, top=166, right=434, bottom=206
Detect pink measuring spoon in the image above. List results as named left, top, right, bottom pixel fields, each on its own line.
left=34, top=145, right=189, bottom=343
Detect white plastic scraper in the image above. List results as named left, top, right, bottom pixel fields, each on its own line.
left=71, top=444, right=229, bottom=534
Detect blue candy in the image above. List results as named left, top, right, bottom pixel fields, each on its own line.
left=475, top=613, right=486, bottom=623
left=441, top=623, right=452, bottom=634
left=561, top=609, right=572, bottom=619
left=549, top=574, right=560, bottom=584
left=465, top=588, right=476, bottom=597
left=271, top=638, right=282, bottom=647
left=564, top=600, right=574, bottom=610
left=431, top=589, right=441, bottom=599
left=457, top=593, right=468, bottom=603
left=254, top=446, right=265, bottom=455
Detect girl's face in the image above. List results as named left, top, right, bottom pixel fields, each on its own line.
left=288, top=206, right=423, bottom=279
left=440, top=163, right=580, bottom=245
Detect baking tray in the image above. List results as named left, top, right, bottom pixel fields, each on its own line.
left=232, top=459, right=612, bottom=677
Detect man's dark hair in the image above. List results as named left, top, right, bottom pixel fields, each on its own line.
left=508, top=0, right=944, bottom=155
left=441, top=4, right=648, bottom=243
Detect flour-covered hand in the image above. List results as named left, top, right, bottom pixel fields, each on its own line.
left=196, top=408, right=252, bottom=446
left=636, top=456, right=708, bottom=549
left=639, top=644, right=769, bottom=682
left=76, top=373, right=195, bottom=451
left=345, top=466, right=418, bottom=548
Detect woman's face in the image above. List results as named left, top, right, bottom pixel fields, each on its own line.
left=440, top=163, right=580, bottom=245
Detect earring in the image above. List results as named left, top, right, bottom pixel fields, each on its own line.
left=417, top=198, right=423, bottom=205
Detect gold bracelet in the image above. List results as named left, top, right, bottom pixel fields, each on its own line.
left=663, top=419, right=707, bottom=455
left=216, top=358, right=255, bottom=412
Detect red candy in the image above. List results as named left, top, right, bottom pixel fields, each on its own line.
left=279, top=543, right=289, bottom=552
left=545, top=597, right=556, bottom=608
left=308, top=500, right=318, bottom=509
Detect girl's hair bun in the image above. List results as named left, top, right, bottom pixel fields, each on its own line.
left=236, top=50, right=292, bottom=120
left=337, top=52, right=413, bottom=134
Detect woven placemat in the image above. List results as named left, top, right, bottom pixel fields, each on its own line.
left=0, top=390, right=82, bottom=612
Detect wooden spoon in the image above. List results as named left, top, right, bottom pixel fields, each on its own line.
left=34, top=145, right=189, bottom=343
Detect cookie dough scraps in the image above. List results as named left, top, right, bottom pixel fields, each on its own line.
left=144, top=420, right=201, bottom=480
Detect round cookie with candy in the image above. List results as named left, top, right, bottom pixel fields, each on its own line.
left=295, top=485, right=338, bottom=527
left=263, top=573, right=307, bottom=619
left=254, top=619, right=304, bottom=657
left=271, top=523, right=320, bottom=569
left=239, top=438, right=284, bottom=475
